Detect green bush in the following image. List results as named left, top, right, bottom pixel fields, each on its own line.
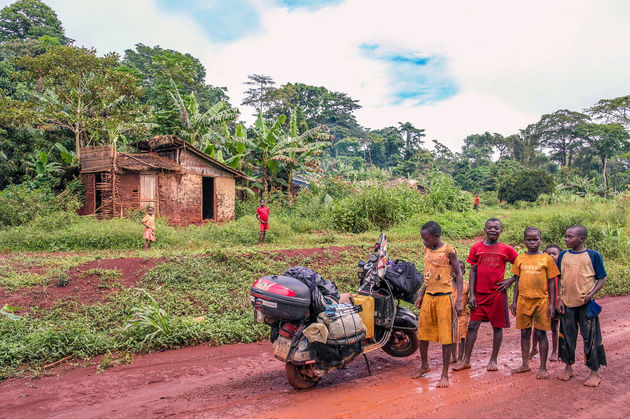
left=0, top=184, right=79, bottom=228
left=498, top=169, right=555, bottom=204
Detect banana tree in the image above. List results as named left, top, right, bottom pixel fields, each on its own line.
left=273, top=109, right=330, bottom=194
left=252, top=111, right=287, bottom=194
left=168, top=79, right=237, bottom=148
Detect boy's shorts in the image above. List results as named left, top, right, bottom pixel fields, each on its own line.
left=418, top=293, right=455, bottom=345
left=470, top=291, right=510, bottom=328
left=515, top=296, right=550, bottom=331
left=259, top=222, right=269, bottom=231
left=458, top=312, right=469, bottom=339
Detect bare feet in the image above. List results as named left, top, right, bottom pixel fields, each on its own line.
left=487, top=360, right=498, bottom=371
left=528, top=348, right=538, bottom=359
left=437, top=376, right=449, bottom=388
left=411, top=366, right=431, bottom=379
left=511, top=364, right=531, bottom=374
left=584, top=370, right=601, bottom=387
left=452, top=361, right=471, bottom=371
left=558, top=365, right=574, bottom=381
left=536, top=368, right=549, bottom=379
left=549, top=353, right=558, bottom=362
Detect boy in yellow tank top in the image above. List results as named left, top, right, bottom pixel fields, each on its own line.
left=413, top=221, right=464, bottom=388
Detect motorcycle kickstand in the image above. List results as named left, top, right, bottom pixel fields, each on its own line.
left=363, top=354, right=372, bottom=376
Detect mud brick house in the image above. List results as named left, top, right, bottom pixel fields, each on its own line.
left=78, top=136, right=246, bottom=224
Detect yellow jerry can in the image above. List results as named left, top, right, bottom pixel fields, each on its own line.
left=353, top=294, right=375, bottom=339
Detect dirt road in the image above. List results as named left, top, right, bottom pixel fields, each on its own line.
left=2, top=295, right=630, bottom=419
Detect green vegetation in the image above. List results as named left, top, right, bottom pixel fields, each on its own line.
left=1, top=197, right=630, bottom=381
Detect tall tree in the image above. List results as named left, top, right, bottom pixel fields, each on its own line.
left=398, top=121, right=425, bottom=160
left=432, top=139, right=457, bottom=173
left=15, top=46, right=142, bottom=161
left=0, top=0, right=71, bottom=44
left=265, top=82, right=362, bottom=139
left=122, top=44, right=231, bottom=134
left=578, top=122, right=630, bottom=190
left=461, top=132, right=493, bottom=168
left=241, top=74, right=275, bottom=115
left=586, top=95, right=630, bottom=129
left=535, top=109, right=589, bottom=167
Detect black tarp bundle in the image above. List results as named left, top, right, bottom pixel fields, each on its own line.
left=284, top=266, right=340, bottom=315
left=384, top=260, right=424, bottom=303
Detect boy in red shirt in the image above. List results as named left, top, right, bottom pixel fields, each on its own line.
left=453, top=218, right=517, bottom=372
left=256, top=199, right=269, bottom=246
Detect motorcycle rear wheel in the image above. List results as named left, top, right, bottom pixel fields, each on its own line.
left=382, top=329, right=418, bottom=357
left=285, top=363, right=320, bottom=389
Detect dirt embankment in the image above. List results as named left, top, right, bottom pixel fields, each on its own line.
left=0, top=258, right=161, bottom=312
left=2, top=295, right=629, bottom=418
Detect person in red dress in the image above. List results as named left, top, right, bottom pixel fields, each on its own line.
left=474, top=193, right=480, bottom=211
left=256, top=199, right=269, bottom=246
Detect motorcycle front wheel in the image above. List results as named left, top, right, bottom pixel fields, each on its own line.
left=382, top=329, right=418, bottom=357
left=285, top=363, right=320, bottom=389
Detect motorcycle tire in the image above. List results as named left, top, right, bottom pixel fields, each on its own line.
left=382, top=329, right=418, bottom=358
left=285, top=363, right=320, bottom=389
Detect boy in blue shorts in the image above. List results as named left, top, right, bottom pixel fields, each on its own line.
left=557, top=225, right=607, bottom=387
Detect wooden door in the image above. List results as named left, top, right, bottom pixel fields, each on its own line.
left=140, top=174, right=158, bottom=213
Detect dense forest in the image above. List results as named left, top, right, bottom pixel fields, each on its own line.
left=0, top=0, right=629, bottom=210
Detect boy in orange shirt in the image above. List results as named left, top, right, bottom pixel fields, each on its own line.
left=413, top=221, right=464, bottom=388
left=510, top=227, right=559, bottom=379
left=530, top=244, right=562, bottom=361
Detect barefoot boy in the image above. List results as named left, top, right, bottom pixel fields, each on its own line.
left=453, top=218, right=517, bottom=372
left=256, top=199, right=269, bottom=246
left=557, top=225, right=607, bottom=387
left=510, top=227, right=559, bottom=379
left=142, top=206, right=155, bottom=250
left=531, top=244, right=562, bottom=361
left=451, top=260, right=469, bottom=363
left=413, top=221, right=464, bottom=388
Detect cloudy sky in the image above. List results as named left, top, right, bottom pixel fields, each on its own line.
left=2, top=0, right=629, bottom=150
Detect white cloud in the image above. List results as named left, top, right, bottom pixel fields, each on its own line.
left=4, top=0, right=629, bottom=150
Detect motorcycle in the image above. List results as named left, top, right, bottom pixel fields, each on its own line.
left=250, top=233, right=422, bottom=389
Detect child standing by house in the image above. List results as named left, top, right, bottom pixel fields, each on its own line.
left=453, top=218, right=517, bottom=372
left=451, top=260, right=469, bottom=363
left=413, top=221, right=464, bottom=388
left=256, top=199, right=269, bottom=246
left=510, top=227, right=559, bottom=379
left=557, top=225, right=607, bottom=387
left=142, top=206, right=156, bottom=250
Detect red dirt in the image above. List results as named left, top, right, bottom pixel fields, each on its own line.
left=461, top=235, right=485, bottom=245
left=2, top=295, right=629, bottom=418
left=0, top=258, right=162, bottom=312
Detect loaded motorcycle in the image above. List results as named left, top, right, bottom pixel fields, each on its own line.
left=250, top=233, right=423, bottom=389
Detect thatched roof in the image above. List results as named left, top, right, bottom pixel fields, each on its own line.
left=116, top=152, right=183, bottom=172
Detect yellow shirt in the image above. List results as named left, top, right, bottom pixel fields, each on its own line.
left=424, top=243, right=457, bottom=294
left=512, top=253, right=559, bottom=299
left=142, top=214, right=155, bottom=230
